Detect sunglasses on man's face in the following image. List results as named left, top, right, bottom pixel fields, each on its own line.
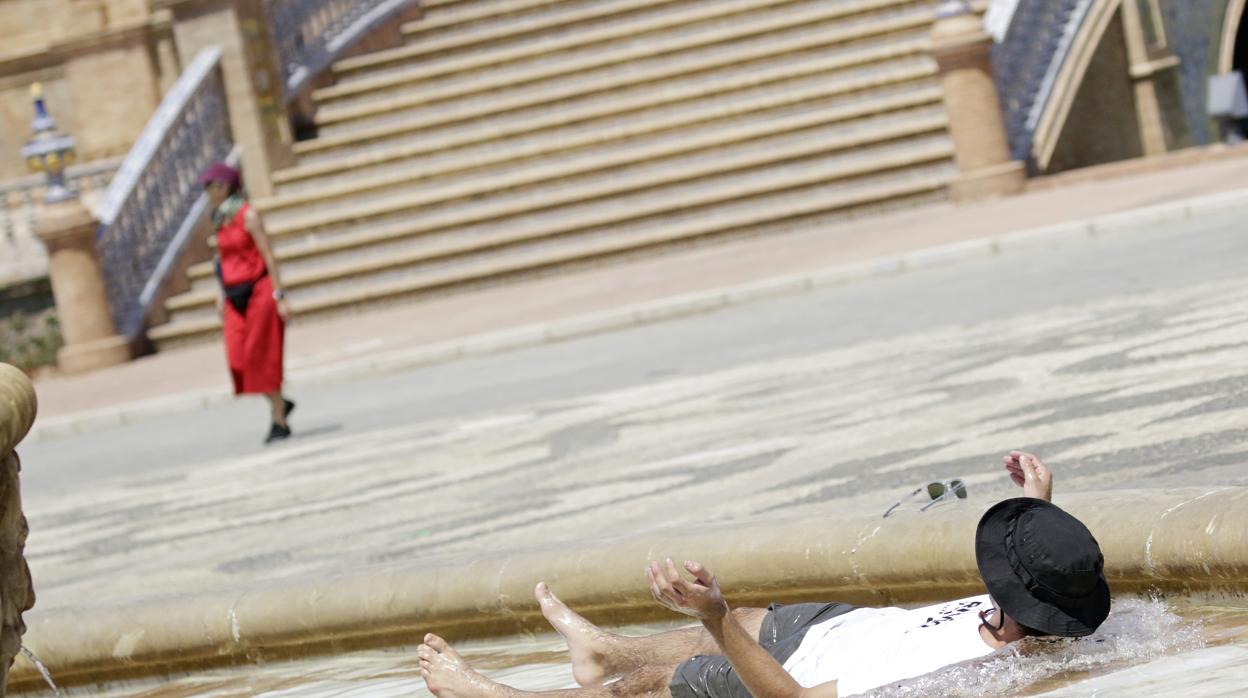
left=979, top=596, right=1005, bottom=632
left=882, top=479, right=967, bottom=518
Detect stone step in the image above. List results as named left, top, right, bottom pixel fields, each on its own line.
left=267, top=104, right=950, bottom=240
left=288, top=160, right=954, bottom=309
left=268, top=73, right=938, bottom=218
left=149, top=0, right=987, bottom=349
left=154, top=164, right=952, bottom=346
left=313, top=0, right=929, bottom=127
left=275, top=57, right=936, bottom=197
left=261, top=86, right=946, bottom=228
left=405, top=0, right=571, bottom=37
left=211, top=104, right=949, bottom=287
left=295, top=21, right=932, bottom=161
left=324, top=0, right=820, bottom=93
left=172, top=131, right=952, bottom=312
left=274, top=116, right=949, bottom=281
left=336, top=0, right=693, bottom=78
left=403, top=0, right=981, bottom=45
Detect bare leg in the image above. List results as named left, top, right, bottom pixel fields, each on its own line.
left=420, top=633, right=676, bottom=698
left=536, top=582, right=767, bottom=686
left=265, top=391, right=288, bottom=428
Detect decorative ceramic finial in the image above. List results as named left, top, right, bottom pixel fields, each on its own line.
left=22, top=82, right=78, bottom=203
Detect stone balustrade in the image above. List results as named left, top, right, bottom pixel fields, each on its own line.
left=0, top=160, right=119, bottom=288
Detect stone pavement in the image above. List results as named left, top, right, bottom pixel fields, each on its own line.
left=28, top=148, right=1248, bottom=426
left=22, top=270, right=1248, bottom=612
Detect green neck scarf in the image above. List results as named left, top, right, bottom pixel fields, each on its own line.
left=212, top=193, right=246, bottom=229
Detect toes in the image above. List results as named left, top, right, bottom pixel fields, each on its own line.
left=423, top=633, right=461, bottom=660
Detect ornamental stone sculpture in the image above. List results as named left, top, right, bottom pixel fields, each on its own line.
left=0, top=363, right=37, bottom=695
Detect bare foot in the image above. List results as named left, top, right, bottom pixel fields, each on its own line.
left=536, top=581, right=616, bottom=686
left=418, top=633, right=509, bottom=698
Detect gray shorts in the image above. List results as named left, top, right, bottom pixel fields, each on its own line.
left=669, top=602, right=856, bottom=698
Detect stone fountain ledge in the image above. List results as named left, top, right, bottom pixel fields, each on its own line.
left=8, top=486, right=1248, bottom=692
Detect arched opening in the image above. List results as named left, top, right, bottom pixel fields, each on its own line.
left=1234, top=7, right=1248, bottom=88
left=1220, top=0, right=1246, bottom=73
left=1214, top=0, right=1248, bottom=142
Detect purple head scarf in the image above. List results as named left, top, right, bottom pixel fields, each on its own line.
left=197, top=162, right=242, bottom=191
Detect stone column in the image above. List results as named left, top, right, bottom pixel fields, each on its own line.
left=36, top=200, right=131, bottom=373
left=23, top=85, right=130, bottom=374
left=0, top=363, right=37, bottom=695
left=929, top=1, right=1025, bottom=202
left=156, top=0, right=295, bottom=198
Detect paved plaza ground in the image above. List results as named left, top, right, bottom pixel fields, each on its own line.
left=26, top=150, right=1248, bottom=424
left=16, top=202, right=1248, bottom=614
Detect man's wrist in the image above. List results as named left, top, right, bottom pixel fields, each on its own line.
left=272, top=288, right=286, bottom=301
left=701, top=601, right=730, bottom=624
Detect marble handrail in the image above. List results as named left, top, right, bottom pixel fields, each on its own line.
left=267, top=0, right=419, bottom=100
left=93, top=47, right=235, bottom=341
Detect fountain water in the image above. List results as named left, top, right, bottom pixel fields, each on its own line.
left=18, top=648, right=61, bottom=697
left=19, top=596, right=1246, bottom=697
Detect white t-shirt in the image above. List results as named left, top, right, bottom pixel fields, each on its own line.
left=781, top=595, right=996, bottom=697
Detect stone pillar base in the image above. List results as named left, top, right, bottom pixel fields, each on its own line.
left=57, top=335, right=130, bottom=374
left=950, top=161, right=1026, bottom=202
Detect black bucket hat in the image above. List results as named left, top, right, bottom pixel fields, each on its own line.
left=975, top=498, right=1111, bottom=637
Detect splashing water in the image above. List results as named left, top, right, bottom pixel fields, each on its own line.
left=19, top=646, right=64, bottom=697
left=868, top=597, right=1205, bottom=697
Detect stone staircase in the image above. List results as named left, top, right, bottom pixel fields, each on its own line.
left=151, top=0, right=972, bottom=347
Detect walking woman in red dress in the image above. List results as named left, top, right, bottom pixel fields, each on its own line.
left=198, top=163, right=295, bottom=443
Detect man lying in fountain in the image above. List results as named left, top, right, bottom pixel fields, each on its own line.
left=418, top=451, right=1112, bottom=698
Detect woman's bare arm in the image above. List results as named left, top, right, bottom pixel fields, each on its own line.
left=244, top=207, right=289, bottom=319
left=244, top=207, right=283, bottom=292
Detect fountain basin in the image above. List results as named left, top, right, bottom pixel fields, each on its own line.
left=9, top=486, right=1248, bottom=692
left=16, top=597, right=1248, bottom=697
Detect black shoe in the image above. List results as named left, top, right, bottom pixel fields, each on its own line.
left=283, top=398, right=296, bottom=420
left=265, top=423, right=292, bottom=444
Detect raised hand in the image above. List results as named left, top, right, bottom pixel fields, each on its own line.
left=646, top=558, right=729, bottom=620
left=1003, top=451, right=1053, bottom=502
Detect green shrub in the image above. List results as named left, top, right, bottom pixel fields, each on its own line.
left=0, top=309, right=62, bottom=371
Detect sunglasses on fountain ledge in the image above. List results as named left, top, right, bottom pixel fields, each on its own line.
left=882, top=478, right=967, bottom=518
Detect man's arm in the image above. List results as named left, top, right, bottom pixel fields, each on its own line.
left=647, top=559, right=838, bottom=698
left=702, top=601, right=839, bottom=698
left=1003, top=451, right=1052, bottom=501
